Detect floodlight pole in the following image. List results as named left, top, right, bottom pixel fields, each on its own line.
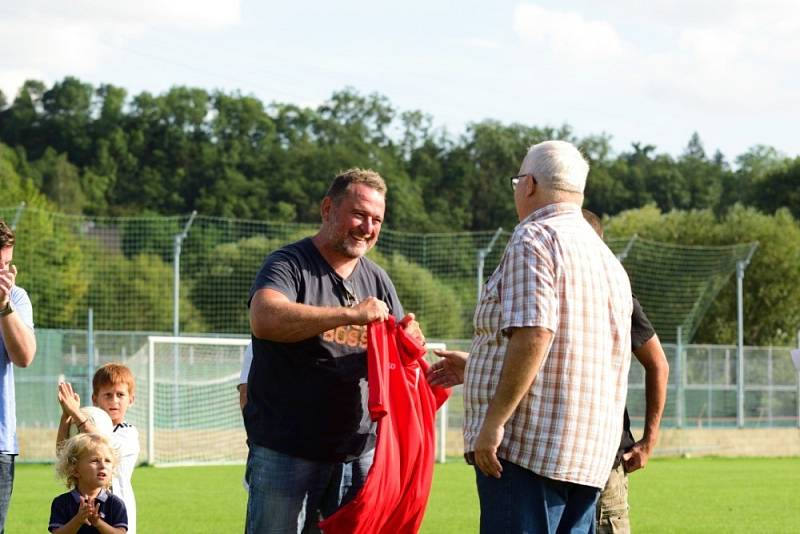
left=476, top=228, right=504, bottom=301
left=735, top=244, right=758, bottom=429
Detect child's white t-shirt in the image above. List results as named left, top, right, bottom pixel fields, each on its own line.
left=112, top=422, right=139, bottom=534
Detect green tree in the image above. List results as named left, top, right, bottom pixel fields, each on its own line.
left=31, top=148, right=86, bottom=213
left=85, top=251, right=206, bottom=332
left=0, top=143, right=88, bottom=327
left=742, top=157, right=800, bottom=221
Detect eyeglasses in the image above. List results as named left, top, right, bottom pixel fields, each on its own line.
left=341, top=279, right=359, bottom=307
left=510, top=174, right=536, bottom=191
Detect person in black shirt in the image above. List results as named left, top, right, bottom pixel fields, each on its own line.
left=582, top=209, right=670, bottom=534
left=244, top=168, right=424, bottom=533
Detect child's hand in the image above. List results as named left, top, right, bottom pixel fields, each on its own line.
left=57, top=382, right=81, bottom=419
left=85, top=496, right=102, bottom=526
left=77, top=494, right=94, bottom=525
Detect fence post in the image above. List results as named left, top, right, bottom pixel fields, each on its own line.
left=172, top=212, right=197, bottom=429
left=147, top=337, right=155, bottom=465
left=707, top=346, right=712, bottom=428
left=735, top=246, right=758, bottom=428
left=10, top=201, right=26, bottom=230
left=796, top=330, right=800, bottom=429
left=736, top=261, right=746, bottom=428
left=426, top=342, right=448, bottom=463
left=172, top=211, right=197, bottom=338
left=87, top=307, right=95, bottom=396
left=476, top=228, right=503, bottom=301
left=675, top=327, right=683, bottom=428
left=767, top=346, right=773, bottom=425
left=616, top=234, right=638, bottom=262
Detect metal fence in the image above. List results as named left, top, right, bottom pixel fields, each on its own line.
left=0, top=206, right=757, bottom=346
left=13, top=330, right=800, bottom=462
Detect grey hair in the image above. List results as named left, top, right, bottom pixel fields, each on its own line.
left=520, top=140, right=589, bottom=194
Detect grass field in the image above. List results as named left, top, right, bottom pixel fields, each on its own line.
left=8, top=457, right=799, bottom=533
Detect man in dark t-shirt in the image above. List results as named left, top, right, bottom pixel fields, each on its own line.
left=244, top=168, right=425, bottom=534
left=581, top=209, right=670, bottom=534
left=597, top=295, right=668, bottom=534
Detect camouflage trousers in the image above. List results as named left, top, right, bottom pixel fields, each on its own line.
left=596, top=463, right=630, bottom=534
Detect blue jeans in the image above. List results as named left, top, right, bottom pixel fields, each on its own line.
left=245, top=444, right=373, bottom=534
left=0, top=453, right=14, bottom=534
left=475, top=458, right=599, bottom=534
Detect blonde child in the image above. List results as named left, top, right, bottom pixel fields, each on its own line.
left=57, top=364, right=139, bottom=534
left=49, top=433, right=128, bottom=533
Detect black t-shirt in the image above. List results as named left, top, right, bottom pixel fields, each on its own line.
left=49, top=489, right=128, bottom=533
left=245, top=237, right=404, bottom=462
left=615, top=295, right=656, bottom=467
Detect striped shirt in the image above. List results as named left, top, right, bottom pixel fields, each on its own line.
left=463, top=203, right=632, bottom=489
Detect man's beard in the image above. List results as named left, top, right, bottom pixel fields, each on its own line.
left=333, top=234, right=373, bottom=258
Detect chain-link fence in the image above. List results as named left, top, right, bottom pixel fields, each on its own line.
left=0, top=206, right=510, bottom=340
left=13, top=330, right=800, bottom=462
left=3, top=205, right=789, bottom=462
left=2, top=206, right=757, bottom=345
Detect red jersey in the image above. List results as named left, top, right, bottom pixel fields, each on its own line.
left=319, top=316, right=450, bottom=534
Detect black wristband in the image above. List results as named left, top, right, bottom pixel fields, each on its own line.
left=0, top=302, right=12, bottom=317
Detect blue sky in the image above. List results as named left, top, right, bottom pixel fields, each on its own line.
left=1, top=0, right=799, bottom=161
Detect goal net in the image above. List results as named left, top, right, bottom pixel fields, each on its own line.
left=127, top=336, right=250, bottom=466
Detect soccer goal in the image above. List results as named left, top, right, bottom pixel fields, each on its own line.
left=424, top=342, right=449, bottom=464
left=132, top=337, right=453, bottom=466
left=130, top=336, right=251, bottom=466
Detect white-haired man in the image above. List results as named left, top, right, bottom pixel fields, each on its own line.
left=458, top=141, right=632, bottom=532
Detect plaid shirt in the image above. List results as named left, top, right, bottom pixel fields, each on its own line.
left=463, top=203, right=632, bottom=489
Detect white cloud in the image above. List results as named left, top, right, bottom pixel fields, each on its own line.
left=461, top=38, right=502, bottom=51
left=513, top=4, right=626, bottom=62
left=0, top=0, right=241, bottom=100
left=511, top=1, right=800, bottom=113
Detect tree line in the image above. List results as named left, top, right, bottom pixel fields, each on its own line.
left=1, top=76, right=798, bottom=228
left=0, top=77, right=798, bottom=345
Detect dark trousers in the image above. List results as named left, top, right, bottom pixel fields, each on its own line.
left=0, top=453, right=15, bottom=534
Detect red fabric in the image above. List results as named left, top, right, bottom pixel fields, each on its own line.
left=319, top=317, right=450, bottom=534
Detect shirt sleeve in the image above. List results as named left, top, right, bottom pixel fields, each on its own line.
left=11, top=286, right=34, bottom=329
left=249, top=249, right=302, bottom=304
left=500, top=232, right=558, bottom=333
left=380, top=270, right=404, bottom=319
left=109, top=495, right=129, bottom=529
left=631, top=294, right=656, bottom=351
left=48, top=495, right=69, bottom=532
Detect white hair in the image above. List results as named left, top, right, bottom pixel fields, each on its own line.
left=520, top=140, right=589, bottom=194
